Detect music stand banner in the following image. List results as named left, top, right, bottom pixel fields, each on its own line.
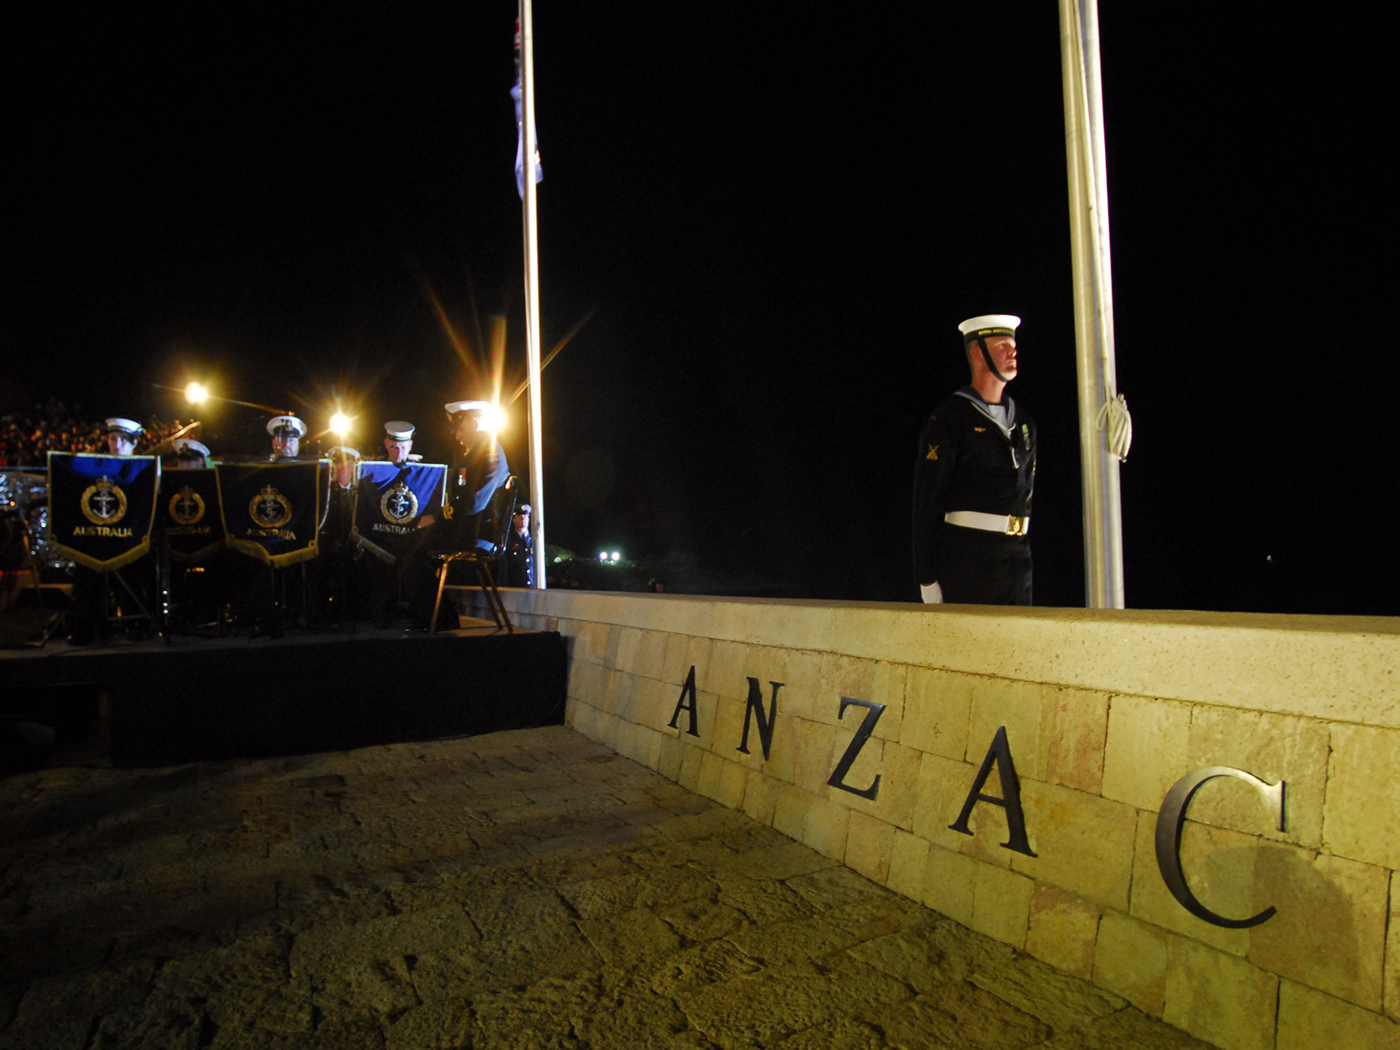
left=216, top=461, right=323, bottom=567
left=353, top=462, right=446, bottom=563
left=47, top=453, right=161, bottom=571
left=160, top=466, right=224, bottom=562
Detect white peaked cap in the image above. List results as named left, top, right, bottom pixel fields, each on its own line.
left=172, top=438, right=210, bottom=457
left=266, top=415, right=307, bottom=437
left=384, top=421, right=415, bottom=440
left=958, top=315, right=1021, bottom=339
left=105, top=417, right=143, bottom=436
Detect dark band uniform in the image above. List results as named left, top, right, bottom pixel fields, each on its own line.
left=913, top=318, right=1037, bottom=605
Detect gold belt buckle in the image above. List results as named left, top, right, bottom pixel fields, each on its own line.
left=1005, top=515, right=1027, bottom=537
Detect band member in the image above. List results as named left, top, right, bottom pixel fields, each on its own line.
left=170, top=437, right=210, bottom=468
left=267, top=415, right=307, bottom=460
left=442, top=400, right=509, bottom=548
left=105, top=418, right=143, bottom=456
left=500, top=502, right=534, bottom=588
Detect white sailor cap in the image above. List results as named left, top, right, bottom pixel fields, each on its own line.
left=266, top=414, right=307, bottom=438
left=444, top=399, right=492, bottom=418
left=172, top=437, right=210, bottom=458
left=325, top=446, right=361, bottom=461
left=105, top=417, right=143, bottom=437
left=958, top=315, right=1021, bottom=342
left=384, top=420, right=415, bottom=440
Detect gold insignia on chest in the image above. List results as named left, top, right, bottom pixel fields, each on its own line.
left=926, top=444, right=939, bottom=460
left=974, top=426, right=986, bottom=433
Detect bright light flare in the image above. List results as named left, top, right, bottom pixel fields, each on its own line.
left=185, top=382, right=208, bottom=404
left=610, top=551, right=621, bottom=563
left=477, top=404, right=507, bottom=435
left=330, top=411, right=352, bottom=438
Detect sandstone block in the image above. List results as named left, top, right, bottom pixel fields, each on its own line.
left=970, top=862, right=1033, bottom=949
left=1025, top=883, right=1100, bottom=980
left=633, top=628, right=669, bottom=680
left=900, top=665, right=973, bottom=760
left=844, top=810, right=894, bottom=885
left=885, top=829, right=930, bottom=903
left=1388, top=870, right=1400, bottom=1022
left=1093, top=910, right=1171, bottom=1016
left=1277, top=979, right=1400, bottom=1050
left=741, top=769, right=780, bottom=827
left=920, top=843, right=978, bottom=927
left=613, top=625, right=640, bottom=673
left=1045, top=686, right=1109, bottom=794
left=969, top=676, right=1051, bottom=779
left=773, top=783, right=811, bottom=842
left=1011, top=780, right=1137, bottom=912
left=871, top=660, right=907, bottom=741
left=706, top=639, right=752, bottom=701
left=801, top=795, right=850, bottom=862
left=676, top=741, right=706, bottom=793
left=1163, top=939, right=1278, bottom=1050
left=1249, top=847, right=1389, bottom=1011
left=1186, top=707, right=1329, bottom=850
left=1102, top=694, right=1191, bottom=811
left=1324, top=723, right=1400, bottom=870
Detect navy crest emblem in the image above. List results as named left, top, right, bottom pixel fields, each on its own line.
left=80, top=478, right=128, bottom=525
left=169, top=485, right=206, bottom=525
left=381, top=481, right=419, bottom=525
left=250, top=484, right=293, bottom=528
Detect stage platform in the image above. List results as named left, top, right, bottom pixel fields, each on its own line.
left=1, top=620, right=567, bottom=768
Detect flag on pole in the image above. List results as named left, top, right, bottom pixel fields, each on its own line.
left=514, top=17, right=543, bottom=199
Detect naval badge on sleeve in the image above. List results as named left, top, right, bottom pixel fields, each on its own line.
left=81, top=478, right=128, bottom=525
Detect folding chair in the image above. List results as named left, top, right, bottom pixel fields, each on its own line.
left=428, top=475, right=516, bottom=634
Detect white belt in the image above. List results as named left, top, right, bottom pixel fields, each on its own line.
left=945, top=510, right=1030, bottom=537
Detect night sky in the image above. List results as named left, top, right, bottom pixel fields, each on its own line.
left=7, top=4, right=1393, bottom=613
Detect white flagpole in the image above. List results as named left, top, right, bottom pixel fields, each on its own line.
left=1059, top=0, right=1129, bottom=608
left=519, top=0, right=547, bottom=589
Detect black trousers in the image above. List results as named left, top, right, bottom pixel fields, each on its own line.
left=937, top=526, right=1032, bottom=606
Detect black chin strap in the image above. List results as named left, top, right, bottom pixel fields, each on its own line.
left=976, top=336, right=1011, bottom=384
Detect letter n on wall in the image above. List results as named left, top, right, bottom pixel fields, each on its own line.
left=736, top=678, right=781, bottom=761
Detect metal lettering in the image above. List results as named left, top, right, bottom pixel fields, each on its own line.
left=826, top=697, right=885, bottom=800
left=667, top=665, right=701, bottom=738
left=1155, top=766, right=1284, bottom=929
left=736, top=678, right=781, bottom=761
left=948, top=726, right=1037, bottom=857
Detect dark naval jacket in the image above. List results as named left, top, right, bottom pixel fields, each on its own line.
left=912, top=387, right=1036, bottom=587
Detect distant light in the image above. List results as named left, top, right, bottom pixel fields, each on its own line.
left=330, top=412, right=351, bottom=438
left=184, top=382, right=208, bottom=404
left=598, top=551, right=608, bottom=562
left=610, top=551, right=621, bottom=562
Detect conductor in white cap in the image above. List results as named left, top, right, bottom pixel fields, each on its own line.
left=913, top=315, right=1037, bottom=605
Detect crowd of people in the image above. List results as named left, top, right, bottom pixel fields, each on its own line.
left=0, top=400, right=194, bottom=467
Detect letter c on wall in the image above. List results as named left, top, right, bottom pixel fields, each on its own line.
left=1154, top=766, right=1285, bottom=929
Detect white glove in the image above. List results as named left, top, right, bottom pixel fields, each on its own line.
left=920, top=582, right=943, bottom=604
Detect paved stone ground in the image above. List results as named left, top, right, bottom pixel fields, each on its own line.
left=0, top=726, right=1212, bottom=1049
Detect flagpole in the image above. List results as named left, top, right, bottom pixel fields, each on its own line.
left=519, top=0, right=547, bottom=589
left=1059, top=0, right=1129, bottom=608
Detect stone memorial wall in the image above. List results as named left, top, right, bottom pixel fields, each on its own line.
left=476, top=589, right=1400, bottom=1050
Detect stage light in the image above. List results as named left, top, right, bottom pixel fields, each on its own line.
left=330, top=411, right=351, bottom=438
left=185, top=382, right=208, bottom=404
left=478, top=404, right=507, bottom=435
left=610, top=551, right=621, bottom=562
left=598, top=551, right=608, bottom=562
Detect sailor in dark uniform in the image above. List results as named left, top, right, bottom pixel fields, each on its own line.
left=170, top=437, right=210, bottom=468
left=913, top=314, right=1037, bottom=606
left=500, top=502, right=534, bottom=588
left=71, top=418, right=146, bottom=644
left=442, top=400, right=510, bottom=549
left=267, top=415, right=307, bottom=460
left=105, top=417, right=143, bottom=456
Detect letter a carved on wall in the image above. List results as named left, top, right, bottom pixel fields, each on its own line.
left=948, top=726, right=1037, bottom=857
left=667, top=666, right=701, bottom=738
left=736, top=678, right=782, bottom=761
left=827, top=697, right=885, bottom=800
left=1155, top=766, right=1285, bottom=929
